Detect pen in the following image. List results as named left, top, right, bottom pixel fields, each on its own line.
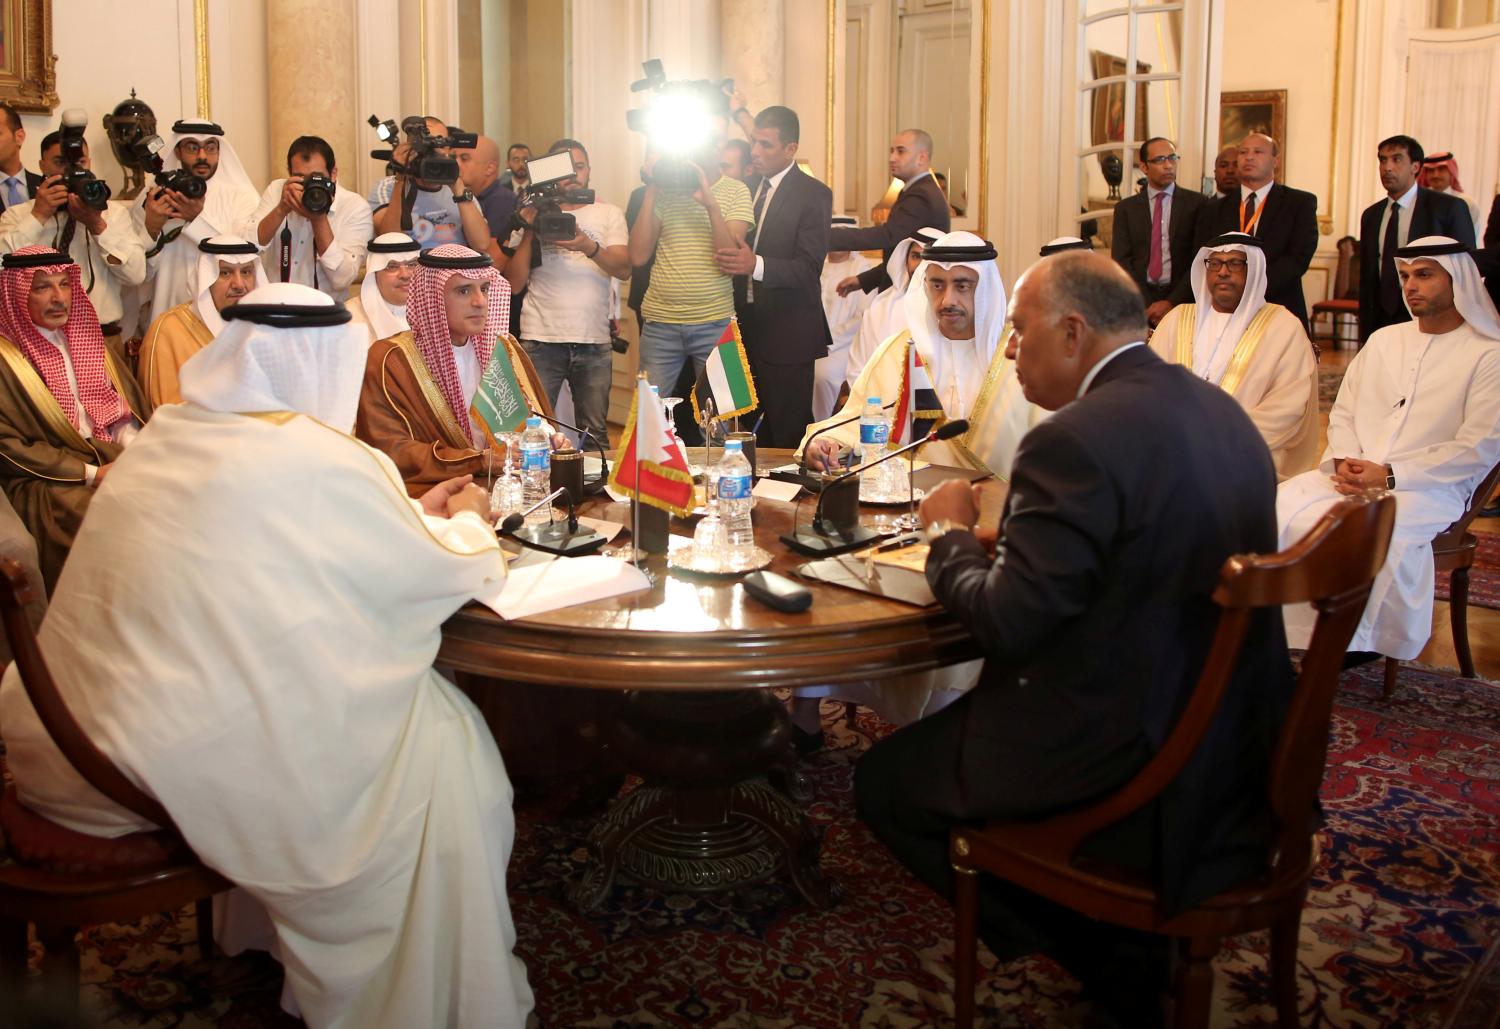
left=751, top=413, right=765, bottom=435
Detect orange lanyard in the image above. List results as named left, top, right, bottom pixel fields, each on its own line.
left=1239, top=192, right=1267, bottom=235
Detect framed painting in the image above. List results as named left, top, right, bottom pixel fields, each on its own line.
left=1088, top=51, right=1150, bottom=147
left=1220, top=90, right=1287, bottom=181
left=0, top=0, right=56, bottom=113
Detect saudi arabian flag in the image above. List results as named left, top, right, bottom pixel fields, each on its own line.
left=691, top=319, right=758, bottom=423
left=470, top=342, right=530, bottom=445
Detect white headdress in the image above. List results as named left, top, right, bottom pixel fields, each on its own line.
left=195, top=236, right=269, bottom=335
left=359, top=232, right=419, bottom=340
left=901, top=230, right=1007, bottom=417
left=1396, top=236, right=1500, bottom=341
left=861, top=226, right=946, bottom=353
left=1187, top=231, right=1270, bottom=384
left=179, top=283, right=369, bottom=431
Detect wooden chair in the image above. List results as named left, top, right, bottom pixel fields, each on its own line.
left=950, top=493, right=1396, bottom=1029
left=0, top=559, right=232, bottom=1010
left=1382, top=460, right=1500, bottom=698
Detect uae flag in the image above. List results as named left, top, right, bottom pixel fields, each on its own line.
left=690, top=319, right=758, bottom=423
left=609, top=376, right=696, bottom=517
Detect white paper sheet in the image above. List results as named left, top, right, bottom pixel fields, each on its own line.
left=475, top=555, right=651, bottom=620
left=751, top=478, right=803, bottom=502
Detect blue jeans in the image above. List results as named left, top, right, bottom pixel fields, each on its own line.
left=638, top=318, right=731, bottom=402
left=520, top=340, right=614, bottom=449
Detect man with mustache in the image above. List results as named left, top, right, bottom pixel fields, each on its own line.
left=133, top=120, right=260, bottom=332
left=1280, top=237, right=1500, bottom=666
left=138, top=236, right=267, bottom=406
left=0, top=130, right=147, bottom=364
left=1149, top=232, right=1319, bottom=479
left=1357, top=134, right=1474, bottom=342
left=347, top=232, right=420, bottom=344
left=0, top=246, right=150, bottom=588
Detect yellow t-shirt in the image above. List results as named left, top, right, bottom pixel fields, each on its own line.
left=641, top=175, right=755, bottom=324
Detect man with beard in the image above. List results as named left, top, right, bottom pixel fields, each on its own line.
left=138, top=236, right=266, bottom=406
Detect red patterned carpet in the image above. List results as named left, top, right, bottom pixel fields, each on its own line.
left=6, top=665, right=1499, bottom=1027
left=1436, top=529, right=1500, bottom=612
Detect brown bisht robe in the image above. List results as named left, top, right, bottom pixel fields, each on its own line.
left=356, top=331, right=553, bottom=497
left=0, top=335, right=153, bottom=589
left=138, top=302, right=215, bottom=407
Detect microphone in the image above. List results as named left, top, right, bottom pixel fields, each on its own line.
left=527, top=408, right=610, bottom=495
left=798, top=397, right=900, bottom=471
left=500, top=487, right=603, bottom=555
left=769, top=397, right=900, bottom=493
left=781, top=419, right=969, bottom=556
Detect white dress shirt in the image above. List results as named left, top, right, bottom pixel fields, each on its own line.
left=250, top=180, right=374, bottom=301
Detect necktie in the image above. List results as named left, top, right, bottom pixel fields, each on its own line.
left=1147, top=191, right=1164, bottom=283
left=1380, top=199, right=1402, bottom=314
left=4, top=177, right=23, bottom=208
left=1242, top=192, right=1257, bottom=233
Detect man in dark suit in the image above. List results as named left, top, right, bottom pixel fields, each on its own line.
left=1188, top=133, right=1319, bottom=331
left=1110, top=136, right=1208, bottom=326
left=715, top=106, right=832, bottom=447
left=1358, top=135, right=1477, bottom=342
left=857, top=252, right=1293, bottom=1018
left=828, top=129, right=950, bottom=296
left=0, top=103, right=41, bottom=214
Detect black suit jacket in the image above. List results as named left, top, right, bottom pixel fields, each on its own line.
left=1187, top=183, right=1319, bottom=327
left=1110, top=185, right=1208, bottom=299
left=1358, top=187, right=1476, bottom=341
left=0, top=170, right=42, bottom=215
left=1484, top=193, right=1499, bottom=251
left=924, top=345, right=1292, bottom=912
left=828, top=172, right=950, bottom=293
left=736, top=164, right=833, bottom=365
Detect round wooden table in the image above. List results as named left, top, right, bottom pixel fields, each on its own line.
left=439, top=451, right=989, bottom=910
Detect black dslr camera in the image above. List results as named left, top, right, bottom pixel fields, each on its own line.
left=514, top=149, right=595, bottom=243
left=367, top=114, right=476, bottom=184
left=300, top=172, right=336, bottom=215
left=57, top=110, right=112, bottom=211
left=153, top=165, right=207, bottom=201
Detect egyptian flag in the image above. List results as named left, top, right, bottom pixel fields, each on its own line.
left=891, top=342, right=943, bottom=442
left=690, top=319, right=758, bottom=423
left=609, top=376, right=696, bottom=516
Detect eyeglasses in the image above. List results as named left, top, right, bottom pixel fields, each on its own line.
left=178, top=140, right=220, bottom=156
left=1203, top=258, right=1248, bottom=273
left=1144, top=153, right=1180, bottom=165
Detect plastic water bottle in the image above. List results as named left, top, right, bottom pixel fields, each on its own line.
left=858, top=395, right=890, bottom=465
left=717, top=439, right=755, bottom=559
left=519, top=416, right=552, bottom=525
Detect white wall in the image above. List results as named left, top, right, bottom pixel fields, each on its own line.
left=29, top=0, right=270, bottom=199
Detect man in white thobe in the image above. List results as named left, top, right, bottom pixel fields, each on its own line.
left=843, top=225, right=944, bottom=391
left=1278, top=237, right=1500, bottom=660
left=813, top=215, right=876, bottom=420
left=0, top=282, right=533, bottom=1028
left=346, top=231, right=419, bottom=344
left=1150, top=232, right=1320, bottom=479
left=131, top=120, right=260, bottom=331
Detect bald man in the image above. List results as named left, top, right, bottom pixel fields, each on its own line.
left=829, top=128, right=951, bottom=295
left=458, top=134, right=518, bottom=269
left=1187, top=133, right=1319, bottom=330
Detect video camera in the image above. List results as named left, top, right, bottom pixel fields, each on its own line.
left=56, top=110, right=112, bottom=211
left=625, top=59, right=733, bottom=194
left=367, top=114, right=477, bottom=184
left=515, top=149, right=595, bottom=243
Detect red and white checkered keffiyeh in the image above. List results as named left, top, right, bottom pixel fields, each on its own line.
left=405, top=244, right=511, bottom=445
left=0, top=246, right=131, bottom=440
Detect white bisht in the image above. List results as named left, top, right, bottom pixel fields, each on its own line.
left=1277, top=237, right=1500, bottom=659
left=0, top=284, right=532, bottom=1028
left=844, top=225, right=945, bottom=389
left=1149, top=231, right=1320, bottom=480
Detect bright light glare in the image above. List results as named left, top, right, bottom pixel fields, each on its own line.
left=647, top=92, right=712, bottom=155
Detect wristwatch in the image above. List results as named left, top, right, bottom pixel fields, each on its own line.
left=924, top=519, right=968, bottom=543
left=1385, top=465, right=1396, bottom=490
left=455, top=189, right=476, bottom=204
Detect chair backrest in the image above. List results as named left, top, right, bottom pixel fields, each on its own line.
left=1035, top=493, right=1396, bottom=862
left=1434, top=459, right=1500, bottom=550
left=0, top=558, right=179, bottom=833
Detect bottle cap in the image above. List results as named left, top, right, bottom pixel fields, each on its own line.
left=525, top=416, right=541, bottom=427
left=867, top=397, right=880, bottom=405
left=724, top=439, right=743, bottom=452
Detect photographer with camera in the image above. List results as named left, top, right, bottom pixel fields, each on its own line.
left=133, top=120, right=260, bottom=327
left=627, top=108, right=754, bottom=403
left=368, top=115, right=491, bottom=254
left=501, top=139, right=628, bottom=447
left=0, top=123, right=147, bottom=349
left=250, top=136, right=373, bottom=301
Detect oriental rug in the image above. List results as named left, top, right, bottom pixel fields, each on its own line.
left=6, top=665, right=1498, bottom=1028
left=1435, top=529, right=1500, bottom=612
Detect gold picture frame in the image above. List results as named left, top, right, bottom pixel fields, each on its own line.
left=0, top=0, right=57, bottom=113
left=1220, top=89, right=1287, bottom=182
left=1089, top=51, right=1150, bottom=147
